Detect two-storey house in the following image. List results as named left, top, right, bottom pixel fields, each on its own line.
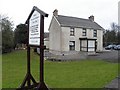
left=49, top=9, right=104, bottom=55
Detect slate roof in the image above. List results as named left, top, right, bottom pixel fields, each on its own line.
left=56, top=15, right=104, bottom=30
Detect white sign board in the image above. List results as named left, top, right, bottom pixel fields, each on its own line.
left=29, top=11, right=41, bottom=45
left=88, top=40, right=95, bottom=51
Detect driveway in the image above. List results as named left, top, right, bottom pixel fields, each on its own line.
left=88, top=50, right=119, bottom=63
left=45, top=50, right=119, bottom=62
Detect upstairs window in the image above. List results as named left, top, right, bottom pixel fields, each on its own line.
left=82, top=28, right=86, bottom=36
left=93, top=30, right=97, bottom=37
left=69, top=41, right=75, bottom=50
left=70, top=27, right=75, bottom=36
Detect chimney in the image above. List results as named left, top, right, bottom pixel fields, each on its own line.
left=53, top=9, right=58, bottom=17
left=89, top=15, right=94, bottom=21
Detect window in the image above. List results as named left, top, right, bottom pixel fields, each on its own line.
left=82, top=28, right=86, bottom=36
left=69, top=41, right=75, bottom=50
left=93, top=30, right=97, bottom=37
left=70, top=27, right=75, bottom=36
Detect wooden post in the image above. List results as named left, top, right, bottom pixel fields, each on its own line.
left=40, top=15, right=44, bottom=83
left=37, top=15, right=48, bottom=90
left=18, top=22, right=38, bottom=90
left=27, top=46, right=31, bottom=86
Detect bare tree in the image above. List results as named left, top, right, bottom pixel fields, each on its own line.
left=103, top=22, right=119, bottom=46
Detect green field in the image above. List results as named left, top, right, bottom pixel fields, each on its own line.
left=2, top=50, right=118, bottom=88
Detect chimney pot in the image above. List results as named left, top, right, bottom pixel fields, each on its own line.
left=53, top=9, right=58, bottom=17
left=89, top=15, right=94, bottom=21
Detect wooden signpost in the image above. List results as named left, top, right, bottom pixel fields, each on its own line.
left=18, top=6, right=48, bottom=90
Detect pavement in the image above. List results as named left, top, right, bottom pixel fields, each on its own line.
left=44, top=51, right=87, bottom=61
left=104, top=76, right=120, bottom=90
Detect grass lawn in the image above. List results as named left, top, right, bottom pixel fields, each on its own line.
left=2, top=50, right=118, bottom=88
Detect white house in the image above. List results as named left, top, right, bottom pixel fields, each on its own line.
left=49, top=9, right=104, bottom=55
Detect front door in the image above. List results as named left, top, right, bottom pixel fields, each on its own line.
left=88, top=40, right=95, bottom=52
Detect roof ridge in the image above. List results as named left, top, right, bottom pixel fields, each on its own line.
left=55, top=15, right=104, bottom=30
left=58, top=15, right=90, bottom=21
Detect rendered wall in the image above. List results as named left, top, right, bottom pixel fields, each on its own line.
left=49, top=16, right=61, bottom=54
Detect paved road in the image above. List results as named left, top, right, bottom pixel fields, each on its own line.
left=45, top=50, right=119, bottom=62
left=105, top=76, right=120, bottom=90
left=88, top=50, right=119, bottom=63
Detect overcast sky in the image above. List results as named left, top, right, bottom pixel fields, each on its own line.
left=0, top=0, right=119, bottom=32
